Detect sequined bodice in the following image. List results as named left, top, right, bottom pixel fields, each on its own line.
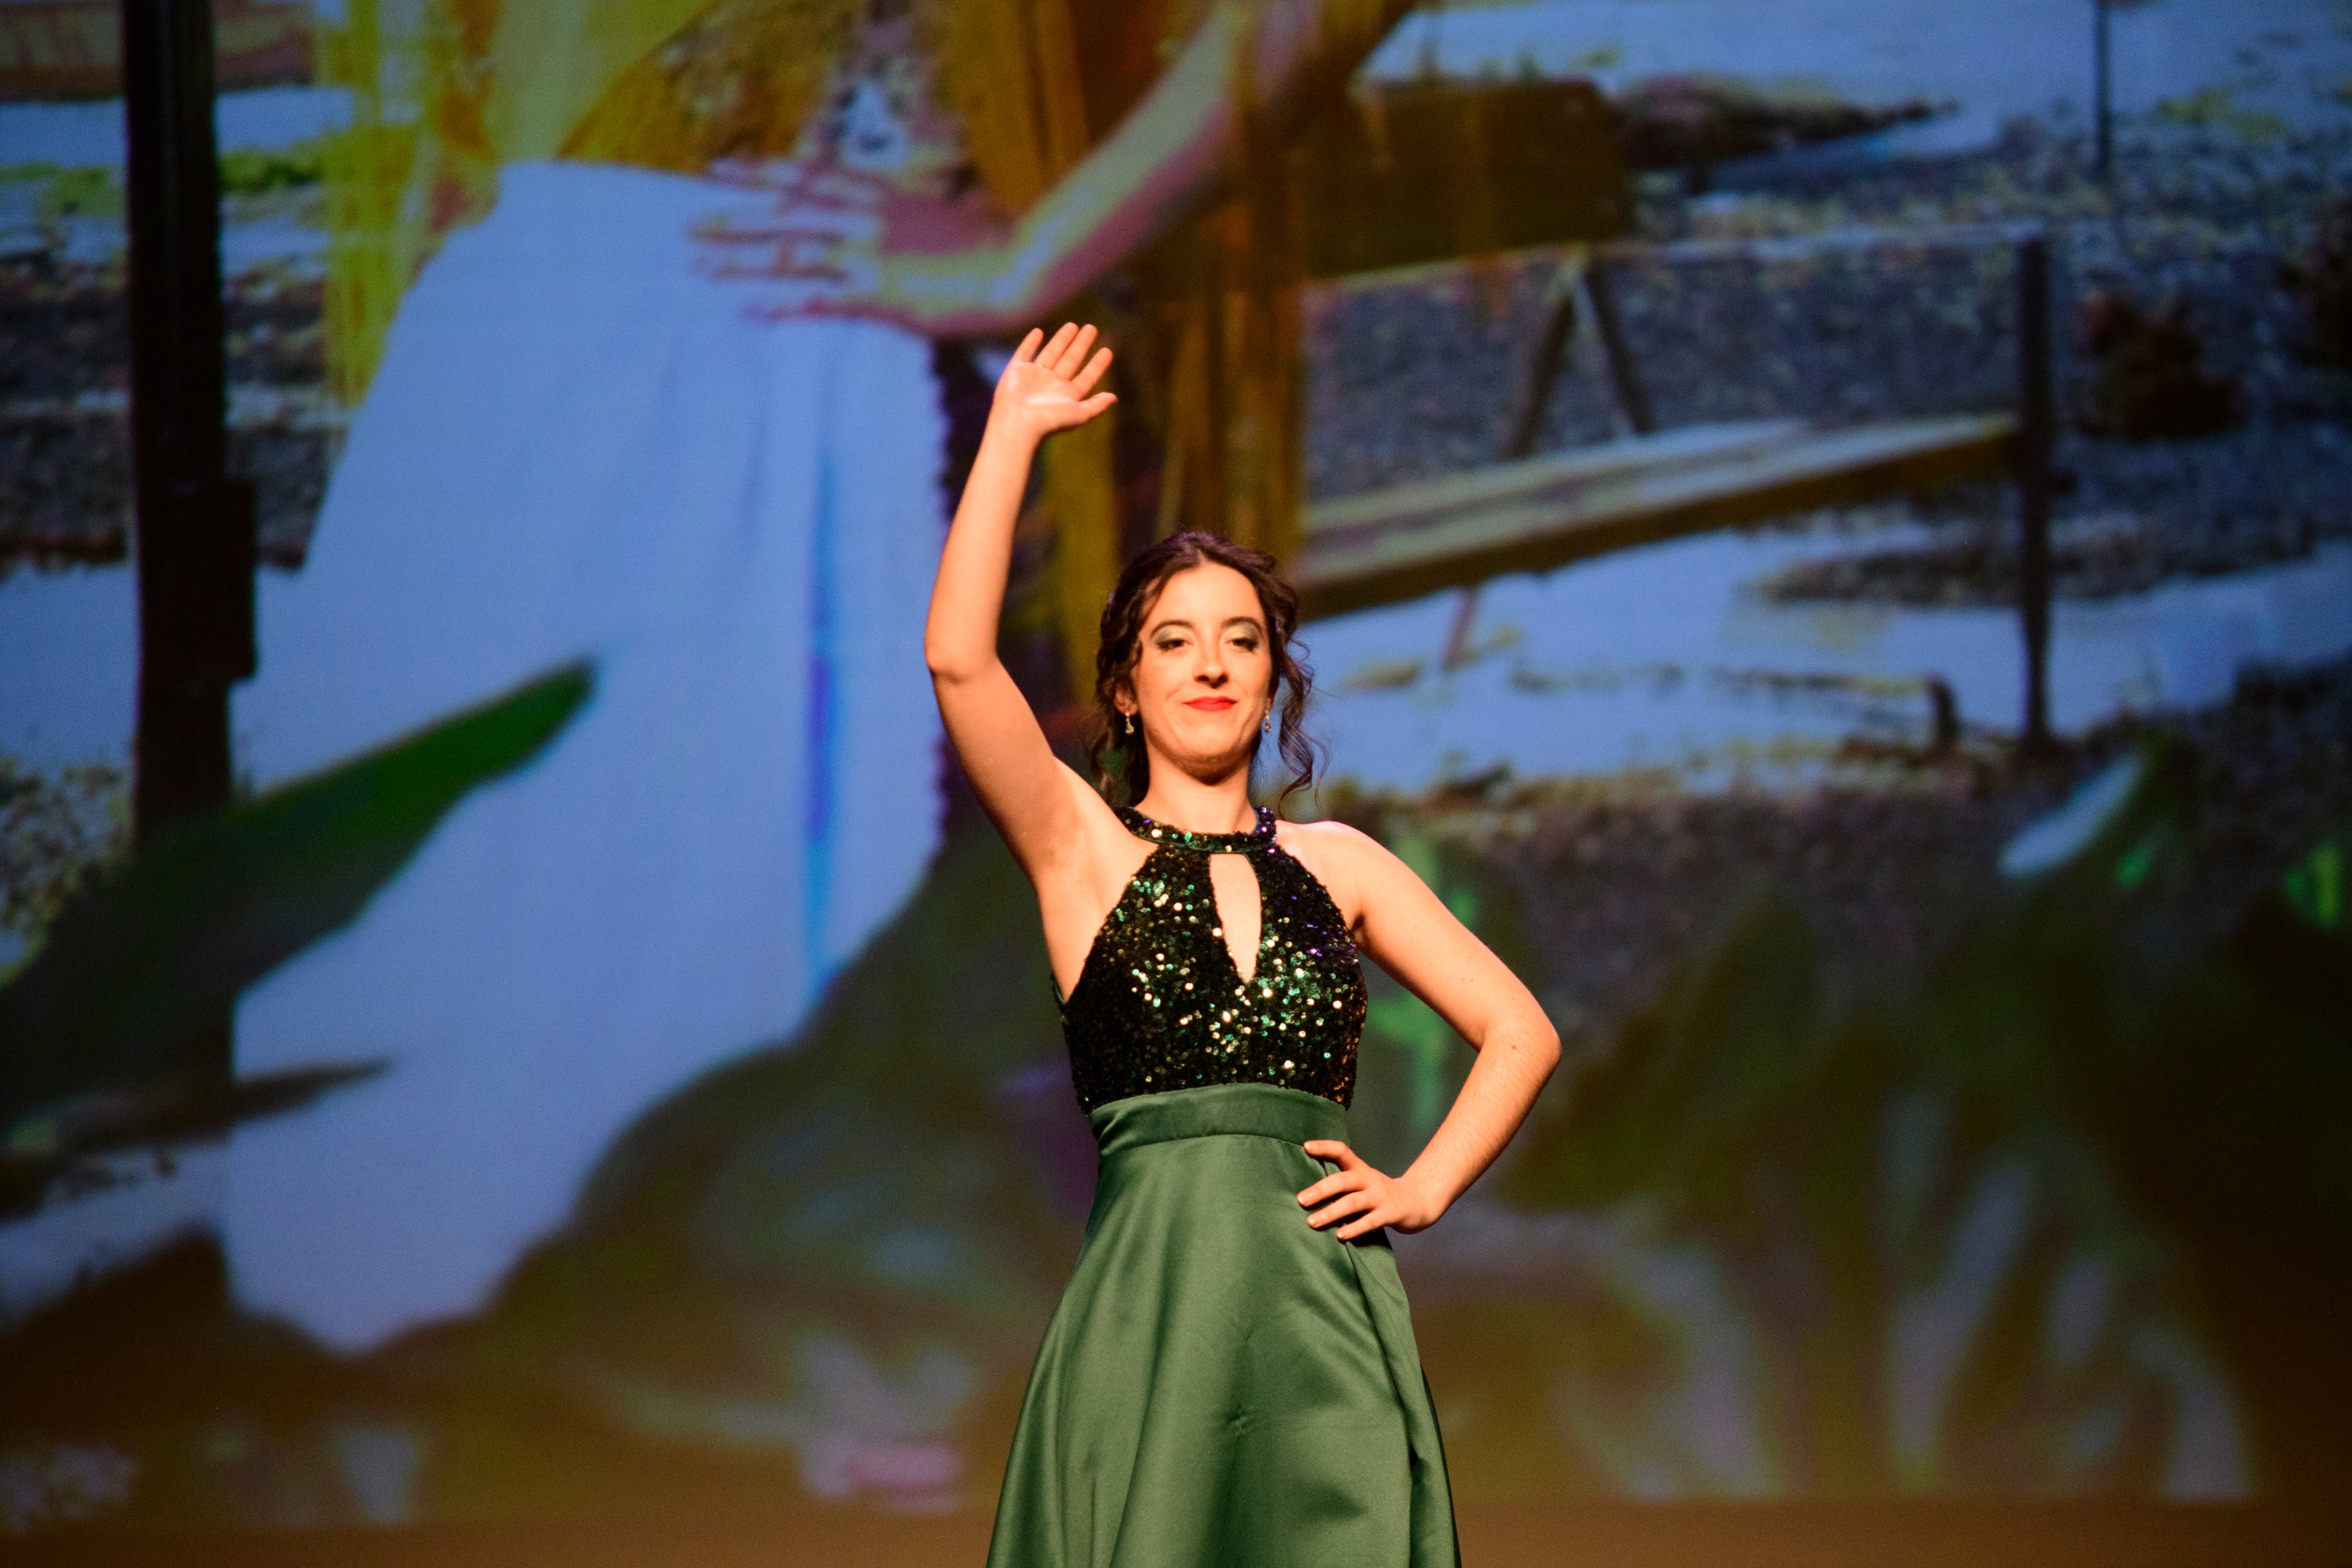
left=1058, top=805, right=1369, bottom=1113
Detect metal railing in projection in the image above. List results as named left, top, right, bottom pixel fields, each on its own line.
left=1293, top=221, right=2060, bottom=751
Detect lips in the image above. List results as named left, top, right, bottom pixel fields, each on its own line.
left=1184, top=698, right=1235, bottom=712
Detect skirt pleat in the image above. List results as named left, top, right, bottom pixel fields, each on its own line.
left=986, top=1084, right=1458, bottom=1568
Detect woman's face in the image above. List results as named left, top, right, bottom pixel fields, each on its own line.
left=1122, top=563, right=1274, bottom=775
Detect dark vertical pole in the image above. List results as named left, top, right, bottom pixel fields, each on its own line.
left=125, top=0, right=252, bottom=840
left=123, top=0, right=252, bottom=1081
left=2092, top=0, right=2112, bottom=178
left=2016, top=232, right=2054, bottom=752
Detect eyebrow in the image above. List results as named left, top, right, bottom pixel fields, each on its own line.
left=1146, top=615, right=1265, bottom=635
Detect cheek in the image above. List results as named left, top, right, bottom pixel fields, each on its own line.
left=1133, top=652, right=1182, bottom=704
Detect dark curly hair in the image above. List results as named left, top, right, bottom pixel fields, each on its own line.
left=1083, top=531, right=1322, bottom=810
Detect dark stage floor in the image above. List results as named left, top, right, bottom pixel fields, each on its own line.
left=13, top=1504, right=2351, bottom=1568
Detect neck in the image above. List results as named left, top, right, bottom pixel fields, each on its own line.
left=1133, top=765, right=1258, bottom=838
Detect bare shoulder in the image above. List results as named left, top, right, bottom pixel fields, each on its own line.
left=1273, top=816, right=1383, bottom=860
left=1271, top=817, right=1398, bottom=929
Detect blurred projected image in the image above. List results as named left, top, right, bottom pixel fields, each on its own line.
left=3, top=0, right=2351, bottom=1536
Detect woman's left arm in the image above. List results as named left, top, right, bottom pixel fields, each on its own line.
left=1295, top=824, right=1562, bottom=1240
left=704, top=0, right=1417, bottom=335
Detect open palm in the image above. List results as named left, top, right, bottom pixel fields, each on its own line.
left=994, top=323, right=1117, bottom=441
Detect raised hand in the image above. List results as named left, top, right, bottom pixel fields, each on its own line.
left=1298, top=1140, right=1447, bottom=1239
left=693, top=162, right=888, bottom=307
left=990, top=323, right=1117, bottom=444
left=691, top=158, right=1016, bottom=331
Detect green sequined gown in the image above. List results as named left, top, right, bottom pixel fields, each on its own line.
left=986, top=806, right=1458, bottom=1568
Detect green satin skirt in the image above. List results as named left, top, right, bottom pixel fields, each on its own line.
left=986, top=1083, right=1458, bottom=1567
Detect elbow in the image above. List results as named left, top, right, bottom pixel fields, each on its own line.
left=921, top=628, right=959, bottom=680
left=1527, top=1014, right=1563, bottom=1079
left=925, top=642, right=990, bottom=686
left=1472, top=1007, right=1561, bottom=1080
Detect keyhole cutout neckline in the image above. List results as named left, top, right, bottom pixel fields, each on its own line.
left=1113, top=803, right=1275, bottom=989
left=1056, top=801, right=1365, bottom=1112
left=1050, top=804, right=1287, bottom=1006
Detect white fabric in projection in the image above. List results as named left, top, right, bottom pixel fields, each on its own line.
left=228, top=161, right=947, bottom=1348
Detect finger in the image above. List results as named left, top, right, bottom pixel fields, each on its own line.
left=777, top=298, right=877, bottom=324
left=1298, top=1170, right=1373, bottom=1213
left=1071, top=345, right=1113, bottom=398
left=1037, top=321, right=1079, bottom=367
left=1010, top=326, right=1044, bottom=366
left=751, top=293, right=877, bottom=324
left=1296, top=1169, right=1370, bottom=1207
left=760, top=249, right=850, bottom=281
left=704, top=159, right=791, bottom=191
left=1309, top=1198, right=1377, bottom=1233
left=1335, top=1208, right=1391, bottom=1241
left=694, top=219, right=803, bottom=246
left=1045, top=393, right=1118, bottom=429
left=1302, top=1140, right=1366, bottom=1170
left=1053, top=323, right=1097, bottom=378
left=700, top=256, right=845, bottom=284
left=1306, top=1190, right=1378, bottom=1229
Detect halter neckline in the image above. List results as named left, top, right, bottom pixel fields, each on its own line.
left=1114, top=803, right=1276, bottom=853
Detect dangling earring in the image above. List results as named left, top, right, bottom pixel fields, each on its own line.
left=1124, top=710, right=1137, bottom=736
left=1262, top=711, right=1273, bottom=736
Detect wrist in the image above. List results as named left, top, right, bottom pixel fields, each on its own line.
left=881, top=246, right=1036, bottom=339
left=979, top=407, right=1046, bottom=451
left=1395, top=1166, right=1454, bottom=1226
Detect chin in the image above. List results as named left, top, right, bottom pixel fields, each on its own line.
left=1161, top=715, right=1225, bottom=744
left=1162, top=732, right=1249, bottom=773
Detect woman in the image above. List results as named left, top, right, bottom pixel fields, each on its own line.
left=227, top=0, right=1417, bottom=1349
left=927, top=321, right=1561, bottom=1563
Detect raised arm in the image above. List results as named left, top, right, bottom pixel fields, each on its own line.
left=706, top=0, right=1418, bottom=333
left=1293, top=824, right=1562, bottom=1239
left=913, top=0, right=1417, bottom=333
left=925, top=323, right=1117, bottom=874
